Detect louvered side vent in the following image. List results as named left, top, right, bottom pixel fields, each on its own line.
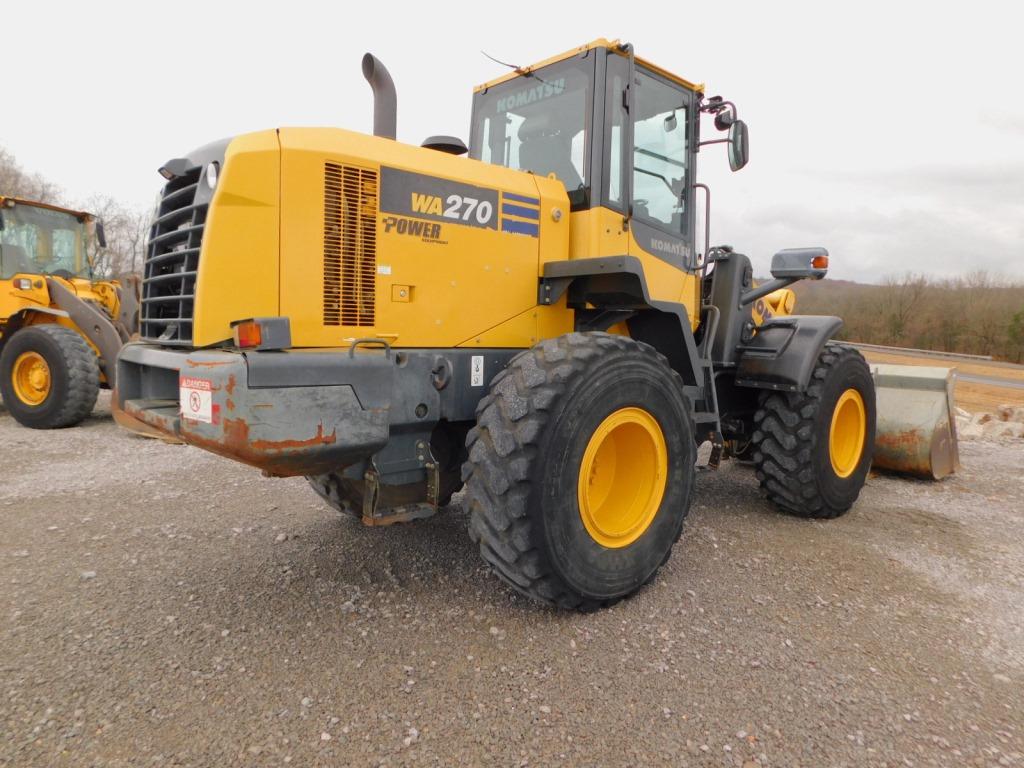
left=323, top=163, right=377, bottom=327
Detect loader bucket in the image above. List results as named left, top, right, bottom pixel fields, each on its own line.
left=871, top=364, right=960, bottom=480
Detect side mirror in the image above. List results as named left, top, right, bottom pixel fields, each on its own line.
left=728, top=120, right=749, bottom=172
left=95, top=220, right=107, bottom=248
left=0, top=210, right=5, bottom=231
left=770, top=247, right=829, bottom=280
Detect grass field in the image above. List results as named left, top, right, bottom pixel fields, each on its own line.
left=861, top=348, right=1024, bottom=413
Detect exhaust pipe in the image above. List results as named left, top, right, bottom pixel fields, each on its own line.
left=362, top=53, right=397, bottom=140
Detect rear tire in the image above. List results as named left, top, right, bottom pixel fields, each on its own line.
left=751, top=343, right=875, bottom=518
left=463, top=332, right=695, bottom=611
left=0, top=325, right=99, bottom=429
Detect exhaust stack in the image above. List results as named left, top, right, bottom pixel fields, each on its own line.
left=362, top=53, right=397, bottom=140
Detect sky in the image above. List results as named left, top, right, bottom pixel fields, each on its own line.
left=4, top=0, right=1023, bottom=283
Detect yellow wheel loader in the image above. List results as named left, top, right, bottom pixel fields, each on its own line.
left=0, top=197, right=137, bottom=428
left=115, top=40, right=878, bottom=610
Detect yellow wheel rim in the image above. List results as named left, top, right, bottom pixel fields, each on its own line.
left=829, top=388, right=866, bottom=478
left=577, top=407, right=668, bottom=549
left=12, top=351, right=51, bottom=406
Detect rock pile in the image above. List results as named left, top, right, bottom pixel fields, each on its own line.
left=957, top=403, right=1024, bottom=440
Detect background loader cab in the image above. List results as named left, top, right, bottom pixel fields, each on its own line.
left=0, top=196, right=138, bottom=428
left=115, top=40, right=876, bottom=611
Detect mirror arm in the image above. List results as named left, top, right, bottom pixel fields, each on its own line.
left=740, top=277, right=798, bottom=308
left=698, top=138, right=730, bottom=147
left=700, top=98, right=738, bottom=122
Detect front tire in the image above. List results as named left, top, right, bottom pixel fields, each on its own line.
left=0, top=325, right=100, bottom=429
left=751, top=343, right=875, bottom=518
left=463, top=332, right=696, bottom=611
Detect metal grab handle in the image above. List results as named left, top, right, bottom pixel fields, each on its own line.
left=347, top=337, right=393, bottom=359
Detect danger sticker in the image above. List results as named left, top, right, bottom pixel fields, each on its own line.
left=470, top=356, right=484, bottom=387
left=180, top=376, right=213, bottom=423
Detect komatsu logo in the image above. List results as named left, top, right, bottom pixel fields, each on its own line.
left=495, top=78, right=566, bottom=112
left=650, top=238, right=687, bottom=257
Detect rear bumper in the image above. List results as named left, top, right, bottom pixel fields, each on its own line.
left=114, top=343, right=391, bottom=476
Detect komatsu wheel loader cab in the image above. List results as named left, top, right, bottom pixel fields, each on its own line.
left=0, top=197, right=137, bottom=428
left=115, top=40, right=877, bottom=610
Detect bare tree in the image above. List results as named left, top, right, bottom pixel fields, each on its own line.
left=80, top=195, right=149, bottom=278
left=878, top=273, right=928, bottom=344
left=0, top=146, right=62, bottom=203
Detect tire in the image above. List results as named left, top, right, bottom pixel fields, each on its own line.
left=0, top=325, right=100, bottom=429
left=307, top=423, right=467, bottom=518
left=463, top=332, right=696, bottom=611
left=751, top=343, right=875, bottom=518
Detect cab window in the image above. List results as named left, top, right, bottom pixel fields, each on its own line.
left=631, top=71, right=688, bottom=233
left=470, top=58, right=594, bottom=209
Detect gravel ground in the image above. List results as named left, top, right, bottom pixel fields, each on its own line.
left=2, top=393, right=1023, bottom=767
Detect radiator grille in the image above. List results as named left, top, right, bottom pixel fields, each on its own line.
left=141, top=167, right=205, bottom=345
left=323, top=163, right=377, bottom=326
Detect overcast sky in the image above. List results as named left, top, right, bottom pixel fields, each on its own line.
left=5, top=0, right=1022, bottom=283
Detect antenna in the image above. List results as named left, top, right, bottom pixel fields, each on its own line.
left=481, top=50, right=527, bottom=75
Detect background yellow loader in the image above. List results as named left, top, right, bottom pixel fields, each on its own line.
left=0, top=196, right=138, bottom=428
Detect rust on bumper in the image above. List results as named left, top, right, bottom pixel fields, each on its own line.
left=114, top=343, right=391, bottom=476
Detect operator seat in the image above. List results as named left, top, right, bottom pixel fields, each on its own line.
left=0, top=244, right=35, bottom=278
left=518, top=115, right=584, bottom=192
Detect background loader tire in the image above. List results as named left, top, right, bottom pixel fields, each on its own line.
left=751, top=343, right=875, bottom=518
left=0, top=325, right=99, bottom=429
left=463, top=332, right=695, bottom=611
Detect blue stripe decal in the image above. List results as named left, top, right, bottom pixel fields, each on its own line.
left=502, top=191, right=540, bottom=206
left=502, top=203, right=539, bottom=220
left=502, top=219, right=539, bottom=237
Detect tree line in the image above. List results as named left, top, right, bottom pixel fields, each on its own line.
left=1, top=146, right=148, bottom=278
left=793, top=272, right=1024, bottom=363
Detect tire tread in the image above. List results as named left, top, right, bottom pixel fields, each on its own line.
left=751, top=342, right=869, bottom=518
left=463, top=332, right=692, bottom=611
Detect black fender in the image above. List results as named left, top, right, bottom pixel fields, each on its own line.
left=539, top=256, right=704, bottom=389
left=734, top=315, right=843, bottom=392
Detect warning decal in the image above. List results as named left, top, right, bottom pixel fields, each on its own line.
left=180, top=376, right=213, bottom=423
left=471, top=356, right=484, bottom=387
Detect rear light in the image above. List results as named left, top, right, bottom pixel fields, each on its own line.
left=229, top=317, right=291, bottom=351
left=811, top=255, right=829, bottom=270
left=233, top=320, right=262, bottom=349
left=15, top=278, right=32, bottom=290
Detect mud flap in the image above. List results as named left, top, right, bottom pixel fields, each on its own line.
left=735, top=315, right=843, bottom=392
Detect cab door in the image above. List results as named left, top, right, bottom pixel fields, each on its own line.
left=627, top=70, right=700, bottom=324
